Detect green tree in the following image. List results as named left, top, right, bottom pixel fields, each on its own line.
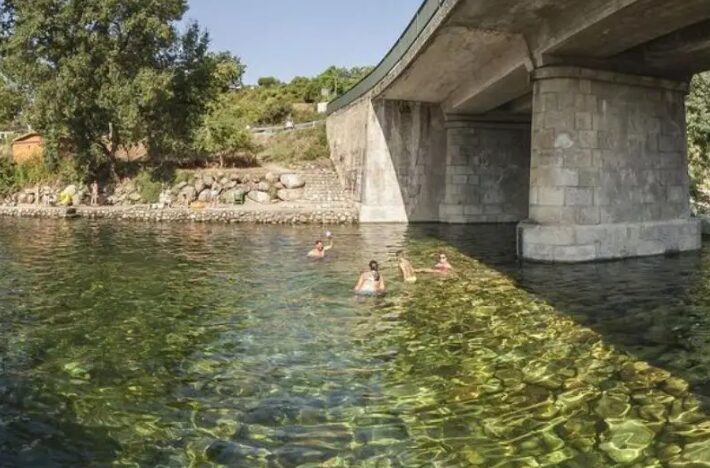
left=257, top=76, right=281, bottom=88
left=688, top=72, right=710, bottom=195
left=194, top=93, right=254, bottom=167
left=0, top=0, right=231, bottom=179
left=0, top=78, right=22, bottom=127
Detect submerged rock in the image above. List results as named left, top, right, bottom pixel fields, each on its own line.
left=599, top=419, right=655, bottom=464
left=205, top=440, right=267, bottom=465
left=595, top=391, right=631, bottom=419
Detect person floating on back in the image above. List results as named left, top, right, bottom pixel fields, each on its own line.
left=354, top=260, right=386, bottom=296
left=307, top=232, right=333, bottom=258
left=396, top=250, right=417, bottom=283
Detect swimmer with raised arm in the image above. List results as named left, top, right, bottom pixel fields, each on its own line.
left=307, top=232, right=334, bottom=258
left=396, top=250, right=417, bottom=283
left=354, top=260, right=386, bottom=295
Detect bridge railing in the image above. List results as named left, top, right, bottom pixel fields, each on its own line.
left=326, top=0, right=445, bottom=115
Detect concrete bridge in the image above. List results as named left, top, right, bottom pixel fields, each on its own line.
left=326, top=0, right=710, bottom=262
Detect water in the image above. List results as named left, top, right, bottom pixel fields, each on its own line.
left=1, top=219, right=710, bottom=466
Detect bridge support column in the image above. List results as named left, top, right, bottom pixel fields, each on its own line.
left=518, top=67, right=700, bottom=262
left=440, top=116, right=530, bottom=223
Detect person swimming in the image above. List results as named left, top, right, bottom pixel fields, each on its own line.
left=433, top=253, right=453, bottom=273
left=354, top=260, right=386, bottom=295
left=396, top=250, right=417, bottom=283
left=417, top=252, right=453, bottom=274
left=307, top=232, right=333, bottom=258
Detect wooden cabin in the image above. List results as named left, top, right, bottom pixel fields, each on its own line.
left=11, top=133, right=43, bottom=163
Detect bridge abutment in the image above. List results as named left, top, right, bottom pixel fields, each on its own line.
left=518, top=67, right=700, bottom=262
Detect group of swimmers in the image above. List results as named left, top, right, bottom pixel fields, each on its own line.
left=306, top=232, right=453, bottom=296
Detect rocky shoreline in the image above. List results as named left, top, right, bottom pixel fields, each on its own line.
left=0, top=203, right=358, bottom=225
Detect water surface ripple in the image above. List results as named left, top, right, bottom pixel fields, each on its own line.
left=0, top=219, right=710, bottom=466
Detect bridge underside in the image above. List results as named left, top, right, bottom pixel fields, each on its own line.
left=327, top=0, right=710, bottom=262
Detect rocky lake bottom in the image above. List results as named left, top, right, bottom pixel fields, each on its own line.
left=1, top=219, right=710, bottom=466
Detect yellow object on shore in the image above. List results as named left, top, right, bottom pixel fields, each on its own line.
left=58, top=192, right=73, bottom=206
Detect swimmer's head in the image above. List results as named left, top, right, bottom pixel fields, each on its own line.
left=439, top=253, right=448, bottom=263
left=315, top=240, right=324, bottom=251
left=369, top=260, right=380, bottom=281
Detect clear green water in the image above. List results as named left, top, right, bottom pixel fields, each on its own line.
left=1, top=220, right=710, bottom=466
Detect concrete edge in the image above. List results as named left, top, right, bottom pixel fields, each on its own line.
left=518, top=219, right=701, bottom=263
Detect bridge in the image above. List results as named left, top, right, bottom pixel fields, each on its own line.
left=326, top=0, right=710, bottom=262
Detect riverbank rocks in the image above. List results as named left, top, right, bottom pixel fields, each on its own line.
left=280, top=174, right=305, bottom=189
left=198, top=189, right=213, bottom=203
left=4, top=167, right=356, bottom=216
left=247, top=190, right=271, bottom=204
left=277, top=188, right=305, bottom=202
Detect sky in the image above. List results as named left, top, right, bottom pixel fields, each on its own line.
left=184, top=0, right=423, bottom=84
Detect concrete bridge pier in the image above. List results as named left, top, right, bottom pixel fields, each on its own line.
left=440, top=115, right=531, bottom=224
left=518, top=67, right=701, bottom=262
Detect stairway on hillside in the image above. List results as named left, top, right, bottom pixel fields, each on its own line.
left=300, top=168, right=350, bottom=205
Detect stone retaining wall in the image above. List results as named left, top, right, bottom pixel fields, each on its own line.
left=0, top=205, right=358, bottom=225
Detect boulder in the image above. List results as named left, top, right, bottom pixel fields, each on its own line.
left=194, top=179, right=206, bottom=194
left=224, top=180, right=238, bottom=190
left=257, top=181, right=271, bottom=192
left=277, top=188, right=305, bottom=202
left=275, top=182, right=285, bottom=190
left=220, top=177, right=230, bottom=186
left=229, top=173, right=241, bottom=181
left=19, top=193, right=35, bottom=204
left=203, top=174, right=214, bottom=187
left=247, top=190, right=271, bottom=204
left=198, top=189, right=213, bottom=202
left=265, top=172, right=279, bottom=184
left=178, top=186, right=198, bottom=205
left=128, top=192, right=142, bottom=202
left=280, top=174, right=305, bottom=189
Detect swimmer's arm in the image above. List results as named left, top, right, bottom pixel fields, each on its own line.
left=324, top=238, right=334, bottom=251
left=354, top=274, right=365, bottom=291
left=378, top=276, right=386, bottom=291
left=415, top=268, right=437, bottom=273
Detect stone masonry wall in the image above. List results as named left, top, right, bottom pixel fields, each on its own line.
left=520, top=67, right=700, bottom=262
left=529, top=67, right=691, bottom=227
left=440, top=119, right=531, bottom=223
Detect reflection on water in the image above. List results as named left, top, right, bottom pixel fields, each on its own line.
left=0, top=219, right=709, bottom=466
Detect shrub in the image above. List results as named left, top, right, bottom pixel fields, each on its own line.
left=135, top=170, right=163, bottom=203
left=0, top=158, right=17, bottom=195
